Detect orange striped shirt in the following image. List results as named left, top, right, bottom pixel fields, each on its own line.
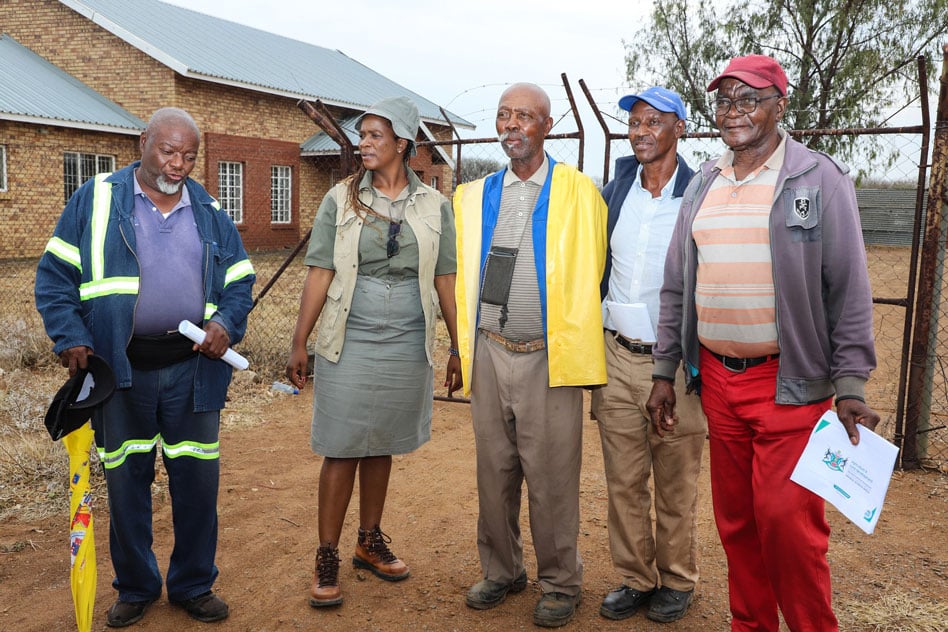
left=693, top=133, right=788, bottom=358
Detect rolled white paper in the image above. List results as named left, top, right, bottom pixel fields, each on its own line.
left=178, top=320, right=249, bottom=370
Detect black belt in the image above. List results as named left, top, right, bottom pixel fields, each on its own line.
left=707, top=349, right=779, bottom=373
left=605, top=329, right=652, bottom=355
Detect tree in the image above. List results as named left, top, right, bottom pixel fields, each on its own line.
left=624, top=0, right=948, bottom=172
left=458, top=157, right=504, bottom=184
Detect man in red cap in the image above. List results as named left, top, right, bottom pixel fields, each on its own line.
left=646, top=55, right=880, bottom=631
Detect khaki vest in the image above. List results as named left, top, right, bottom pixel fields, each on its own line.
left=314, top=178, right=445, bottom=366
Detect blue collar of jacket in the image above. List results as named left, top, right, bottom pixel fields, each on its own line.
left=479, top=153, right=557, bottom=329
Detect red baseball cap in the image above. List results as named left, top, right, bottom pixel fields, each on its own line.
left=707, top=55, right=788, bottom=96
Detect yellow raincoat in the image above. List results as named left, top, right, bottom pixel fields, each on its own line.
left=454, top=157, right=608, bottom=396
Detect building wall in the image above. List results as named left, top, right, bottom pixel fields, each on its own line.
left=205, top=133, right=301, bottom=250
left=0, top=120, right=139, bottom=258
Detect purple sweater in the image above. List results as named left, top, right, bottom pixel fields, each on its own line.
left=652, top=136, right=876, bottom=405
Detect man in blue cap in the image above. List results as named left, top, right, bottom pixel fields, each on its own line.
left=592, top=86, right=705, bottom=623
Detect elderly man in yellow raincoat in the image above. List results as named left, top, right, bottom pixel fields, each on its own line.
left=455, top=83, right=607, bottom=629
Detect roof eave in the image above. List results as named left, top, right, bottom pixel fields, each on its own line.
left=0, top=112, right=143, bottom=135
left=183, top=72, right=475, bottom=131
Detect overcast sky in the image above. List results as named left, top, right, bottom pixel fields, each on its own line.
left=164, top=0, right=650, bottom=176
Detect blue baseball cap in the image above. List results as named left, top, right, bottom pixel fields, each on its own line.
left=618, top=86, right=687, bottom=120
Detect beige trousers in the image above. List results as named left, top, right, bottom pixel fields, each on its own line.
left=470, top=331, right=584, bottom=596
left=591, top=332, right=707, bottom=592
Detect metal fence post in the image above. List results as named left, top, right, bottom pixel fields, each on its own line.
left=903, top=44, right=948, bottom=469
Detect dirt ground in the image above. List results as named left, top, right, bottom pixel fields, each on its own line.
left=1, top=381, right=946, bottom=632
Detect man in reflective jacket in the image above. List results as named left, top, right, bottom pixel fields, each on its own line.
left=35, top=107, right=254, bottom=628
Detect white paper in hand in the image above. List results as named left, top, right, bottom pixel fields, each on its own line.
left=790, top=410, right=898, bottom=534
left=177, top=320, right=249, bottom=370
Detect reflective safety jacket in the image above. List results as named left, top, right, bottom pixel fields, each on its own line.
left=35, top=162, right=255, bottom=411
left=454, top=155, right=608, bottom=395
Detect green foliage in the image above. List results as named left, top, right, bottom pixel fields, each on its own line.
left=624, top=0, right=947, bottom=175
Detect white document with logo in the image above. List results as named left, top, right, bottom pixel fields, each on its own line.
left=790, top=410, right=898, bottom=534
left=605, top=301, right=654, bottom=343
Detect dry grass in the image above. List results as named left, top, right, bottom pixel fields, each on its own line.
left=839, top=589, right=948, bottom=631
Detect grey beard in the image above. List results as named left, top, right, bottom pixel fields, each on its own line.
left=156, top=176, right=182, bottom=195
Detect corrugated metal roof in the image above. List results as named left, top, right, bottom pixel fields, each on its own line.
left=0, top=34, right=145, bottom=133
left=59, top=0, right=472, bottom=128
left=301, top=115, right=361, bottom=154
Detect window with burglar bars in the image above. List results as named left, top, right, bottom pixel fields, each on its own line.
left=271, top=165, right=292, bottom=223
left=63, top=152, right=114, bottom=201
left=0, top=145, right=6, bottom=192
left=218, top=161, right=243, bottom=224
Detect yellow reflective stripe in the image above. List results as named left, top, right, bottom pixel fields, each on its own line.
left=97, top=434, right=160, bottom=470
left=162, top=439, right=220, bottom=460
left=204, top=303, right=217, bottom=321
left=45, top=237, right=82, bottom=271
left=90, top=173, right=112, bottom=282
left=224, top=259, right=254, bottom=287
left=80, top=277, right=139, bottom=300
left=79, top=173, right=142, bottom=301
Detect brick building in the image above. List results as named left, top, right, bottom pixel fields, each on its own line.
left=0, top=0, right=470, bottom=258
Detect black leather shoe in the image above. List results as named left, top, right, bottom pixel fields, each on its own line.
left=171, top=591, right=230, bottom=622
left=465, top=570, right=528, bottom=610
left=599, top=585, right=655, bottom=620
left=646, top=586, right=694, bottom=623
left=106, top=598, right=155, bottom=628
left=533, top=591, right=581, bottom=628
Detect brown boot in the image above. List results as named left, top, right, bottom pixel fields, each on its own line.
left=309, top=544, right=343, bottom=607
left=352, top=526, right=410, bottom=581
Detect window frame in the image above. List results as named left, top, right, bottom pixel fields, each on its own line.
left=0, top=145, right=7, bottom=192
left=217, top=161, right=244, bottom=224
left=63, top=151, right=115, bottom=201
left=270, top=164, right=292, bottom=224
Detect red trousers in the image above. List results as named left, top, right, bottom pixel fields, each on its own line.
left=699, top=347, right=838, bottom=632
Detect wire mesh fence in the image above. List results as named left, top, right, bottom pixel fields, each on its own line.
left=4, top=74, right=944, bottom=471
left=249, top=66, right=948, bottom=472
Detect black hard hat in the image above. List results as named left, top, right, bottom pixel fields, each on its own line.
left=44, top=354, right=116, bottom=441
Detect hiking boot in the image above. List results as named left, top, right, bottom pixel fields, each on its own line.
left=310, top=544, right=343, bottom=607
left=171, top=592, right=229, bottom=623
left=465, top=569, right=528, bottom=610
left=353, top=526, right=410, bottom=581
left=106, top=598, right=155, bottom=627
left=534, top=591, right=581, bottom=628
left=646, top=586, right=694, bottom=623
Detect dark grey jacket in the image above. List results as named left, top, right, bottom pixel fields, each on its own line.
left=652, top=136, right=876, bottom=405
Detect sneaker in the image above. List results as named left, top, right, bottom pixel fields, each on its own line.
left=353, top=526, right=410, bottom=581
left=646, top=586, right=694, bottom=623
left=310, top=544, right=343, bottom=607
left=171, top=592, right=229, bottom=623
left=533, top=591, right=581, bottom=628
left=465, top=570, right=528, bottom=610
left=106, top=598, right=155, bottom=627
left=599, top=585, right=655, bottom=620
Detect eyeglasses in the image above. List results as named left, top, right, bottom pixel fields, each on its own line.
left=713, top=94, right=781, bottom=115
left=387, top=221, right=401, bottom=258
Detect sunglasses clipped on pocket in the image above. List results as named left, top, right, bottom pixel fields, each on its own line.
left=387, top=220, right=401, bottom=258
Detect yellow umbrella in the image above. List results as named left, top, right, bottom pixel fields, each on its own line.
left=63, top=421, right=96, bottom=632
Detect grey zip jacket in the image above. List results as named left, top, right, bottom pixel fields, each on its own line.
left=652, top=135, right=876, bottom=405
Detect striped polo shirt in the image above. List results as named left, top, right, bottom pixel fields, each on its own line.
left=693, top=131, right=788, bottom=358
left=479, top=156, right=549, bottom=341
